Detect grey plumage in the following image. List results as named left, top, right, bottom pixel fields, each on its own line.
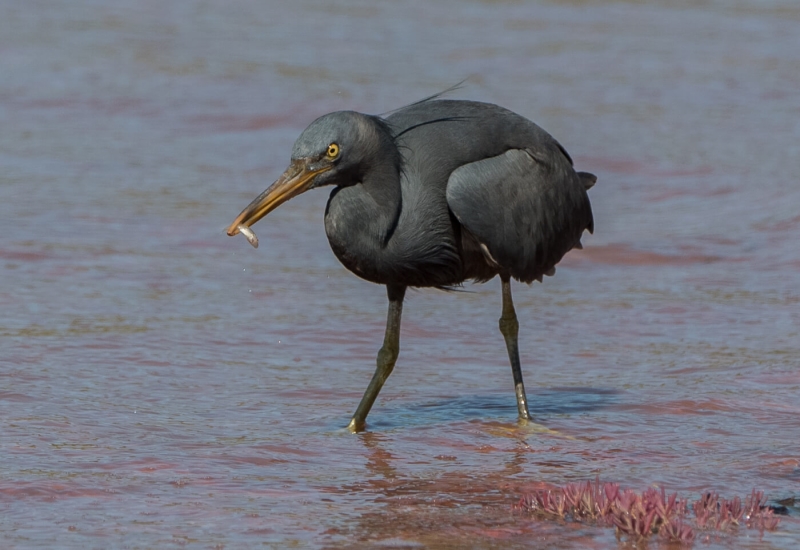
left=226, top=98, right=596, bottom=431
left=322, top=101, right=593, bottom=287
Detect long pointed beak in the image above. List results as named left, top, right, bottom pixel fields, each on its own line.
left=226, top=161, right=331, bottom=237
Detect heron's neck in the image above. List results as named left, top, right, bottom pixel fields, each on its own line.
left=324, top=149, right=404, bottom=283
left=360, top=157, right=402, bottom=240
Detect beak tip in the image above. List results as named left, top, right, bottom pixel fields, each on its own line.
left=225, top=221, right=242, bottom=236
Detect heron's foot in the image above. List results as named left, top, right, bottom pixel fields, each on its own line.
left=514, top=382, right=534, bottom=420
left=516, top=413, right=534, bottom=427
left=347, top=417, right=366, bottom=433
left=515, top=417, right=574, bottom=438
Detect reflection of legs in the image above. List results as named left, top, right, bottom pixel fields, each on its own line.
left=499, top=275, right=533, bottom=421
left=347, top=285, right=406, bottom=432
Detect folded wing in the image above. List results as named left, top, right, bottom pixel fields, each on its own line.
left=446, top=148, right=594, bottom=283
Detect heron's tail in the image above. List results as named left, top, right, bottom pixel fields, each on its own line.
left=577, top=171, right=597, bottom=190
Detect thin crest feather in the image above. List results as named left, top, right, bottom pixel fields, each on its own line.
left=379, top=80, right=468, bottom=117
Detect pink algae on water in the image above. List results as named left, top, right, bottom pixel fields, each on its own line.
left=516, top=478, right=782, bottom=544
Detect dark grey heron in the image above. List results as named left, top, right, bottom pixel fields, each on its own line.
left=226, top=98, right=595, bottom=432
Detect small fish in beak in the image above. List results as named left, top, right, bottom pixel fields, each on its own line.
left=238, top=224, right=259, bottom=248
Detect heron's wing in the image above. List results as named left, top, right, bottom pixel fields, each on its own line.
left=446, top=148, right=594, bottom=283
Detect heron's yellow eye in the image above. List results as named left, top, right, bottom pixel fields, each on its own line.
left=326, top=143, right=340, bottom=159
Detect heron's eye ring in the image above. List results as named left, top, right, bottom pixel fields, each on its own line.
left=327, top=143, right=340, bottom=159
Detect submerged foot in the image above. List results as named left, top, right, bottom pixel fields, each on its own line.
left=516, top=416, right=573, bottom=437
left=347, top=417, right=366, bottom=433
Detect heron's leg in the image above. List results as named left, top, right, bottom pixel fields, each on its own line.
left=499, top=276, right=533, bottom=421
left=347, top=285, right=406, bottom=432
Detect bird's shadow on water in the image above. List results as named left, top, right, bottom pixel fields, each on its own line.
left=363, top=387, right=621, bottom=431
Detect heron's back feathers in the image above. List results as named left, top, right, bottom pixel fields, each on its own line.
left=446, top=148, right=594, bottom=284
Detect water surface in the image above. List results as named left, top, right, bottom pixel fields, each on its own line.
left=1, top=0, right=799, bottom=547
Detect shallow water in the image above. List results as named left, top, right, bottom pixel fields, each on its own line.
left=1, top=0, right=799, bottom=548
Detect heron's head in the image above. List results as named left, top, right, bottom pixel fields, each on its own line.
left=226, top=111, right=398, bottom=237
